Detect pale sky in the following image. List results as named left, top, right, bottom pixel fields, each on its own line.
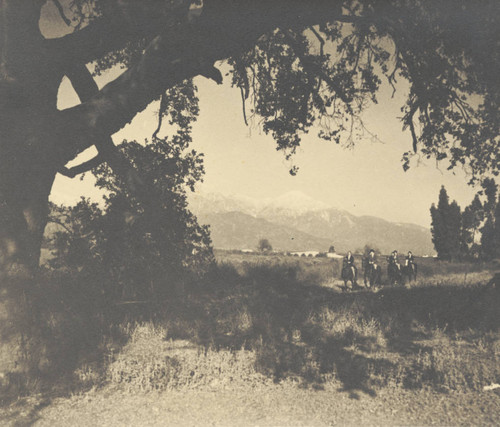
left=51, top=62, right=477, bottom=229
left=187, top=75, right=477, bottom=227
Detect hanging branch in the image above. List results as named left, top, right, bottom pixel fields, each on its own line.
left=52, top=0, right=72, bottom=27
left=404, top=101, right=419, bottom=153
left=153, top=94, right=169, bottom=140
left=282, top=29, right=353, bottom=110
left=240, top=86, right=248, bottom=126
left=309, top=26, right=325, bottom=58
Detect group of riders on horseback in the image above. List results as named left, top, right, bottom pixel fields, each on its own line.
left=341, top=249, right=417, bottom=290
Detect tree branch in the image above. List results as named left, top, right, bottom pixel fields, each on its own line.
left=56, top=1, right=348, bottom=159
left=51, top=0, right=71, bottom=27
left=61, top=62, right=147, bottom=197
left=47, top=216, right=73, bottom=234
left=309, top=26, right=325, bottom=58
left=61, top=62, right=119, bottom=174
left=60, top=58, right=159, bottom=205
left=64, top=63, right=99, bottom=101
left=152, top=94, right=168, bottom=140
left=282, top=29, right=353, bottom=108
left=404, top=101, right=419, bottom=153
left=45, top=11, right=164, bottom=66
left=240, top=86, right=248, bottom=126
left=59, top=154, right=105, bottom=178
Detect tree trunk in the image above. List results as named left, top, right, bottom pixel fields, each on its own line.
left=0, top=0, right=343, bottom=274
left=0, top=142, right=56, bottom=273
left=0, top=0, right=62, bottom=275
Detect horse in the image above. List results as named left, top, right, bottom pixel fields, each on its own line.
left=387, top=261, right=403, bottom=286
left=363, top=259, right=382, bottom=288
left=403, top=262, right=417, bottom=283
left=341, top=260, right=358, bottom=291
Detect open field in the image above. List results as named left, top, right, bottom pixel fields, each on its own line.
left=1, top=253, right=499, bottom=425
left=215, top=250, right=493, bottom=287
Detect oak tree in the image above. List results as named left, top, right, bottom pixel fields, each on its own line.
left=0, top=0, right=498, bottom=273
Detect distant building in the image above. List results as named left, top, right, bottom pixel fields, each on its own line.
left=290, top=251, right=320, bottom=257
left=326, top=252, right=344, bottom=259
left=241, top=249, right=255, bottom=253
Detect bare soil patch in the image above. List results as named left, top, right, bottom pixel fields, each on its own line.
left=2, top=382, right=499, bottom=426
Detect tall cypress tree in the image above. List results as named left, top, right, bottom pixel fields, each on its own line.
left=448, top=201, right=462, bottom=260
left=482, top=179, right=498, bottom=216
left=430, top=186, right=462, bottom=260
left=481, top=217, right=496, bottom=260
left=480, top=179, right=498, bottom=260
left=461, top=195, right=484, bottom=259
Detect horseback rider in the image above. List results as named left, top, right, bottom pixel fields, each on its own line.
left=344, top=251, right=357, bottom=279
left=389, top=250, right=401, bottom=270
left=363, top=249, right=377, bottom=281
left=366, top=249, right=377, bottom=268
left=405, top=251, right=415, bottom=267
left=368, top=249, right=377, bottom=265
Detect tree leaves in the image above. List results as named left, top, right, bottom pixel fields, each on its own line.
left=58, top=0, right=500, bottom=180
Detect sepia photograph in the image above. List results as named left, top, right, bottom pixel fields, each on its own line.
left=0, top=0, right=499, bottom=425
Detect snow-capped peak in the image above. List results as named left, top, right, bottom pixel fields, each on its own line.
left=189, top=190, right=332, bottom=217
left=267, top=191, right=331, bottom=213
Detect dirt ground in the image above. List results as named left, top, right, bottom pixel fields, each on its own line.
left=2, top=382, right=499, bottom=426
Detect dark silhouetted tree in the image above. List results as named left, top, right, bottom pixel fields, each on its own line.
left=482, top=178, right=498, bottom=216
left=461, top=195, right=484, bottom=259
left=258, top=239, right=273, bottom=253
left=48, top=135, right=214, bottom=299
left=430, top=186, right=462, bottom=260
left=480, top=179, right=498, bottom=260
left=480, top=216, right=496, bottom=260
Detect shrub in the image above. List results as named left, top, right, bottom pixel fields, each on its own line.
left=47, top=138, right=215, bottom=301
left=257, top=239, right=273, bottom=253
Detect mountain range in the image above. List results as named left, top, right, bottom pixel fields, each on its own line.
left=188, top=191, right=435, bottom=255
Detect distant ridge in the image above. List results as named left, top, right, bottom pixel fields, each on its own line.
left=199, top=211, right=333, bottom=252
left=189, top=191, right=435, bottom=255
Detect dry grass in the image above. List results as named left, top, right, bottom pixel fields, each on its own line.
left=0, top=256, right=499, bottom=408
left=106, top=323, right=267, bottom=392
left=216, top=251, right=496, bottom=286
left=100, top=262, right=499, bottom=397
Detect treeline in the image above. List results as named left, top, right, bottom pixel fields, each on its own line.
left=430, top=179, right=500, bottom=261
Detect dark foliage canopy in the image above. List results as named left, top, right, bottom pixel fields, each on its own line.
left=55, top=0, right=500, bottom=180
left=48, top=135, right=214, bottom=299
left=0, top=0, right=499, bottom=269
